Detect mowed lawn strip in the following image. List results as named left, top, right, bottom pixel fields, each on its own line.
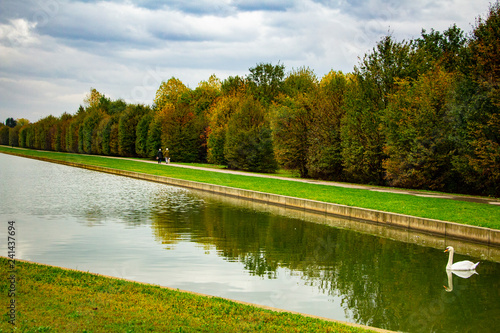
left=0, top=258, right=377, bottom=333
left=1, top=146, right=499, bottom=229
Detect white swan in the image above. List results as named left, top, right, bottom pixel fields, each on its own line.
left=444, top=246, right=479, bottom=271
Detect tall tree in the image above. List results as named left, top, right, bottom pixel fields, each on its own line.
left=154, top=77, right=190, bottom=111
left=118, top=104, right=149, bottom=156
left=383, top=68, right=457, bottom=190
left=224, top=96, right=277, bottom=173
left=271, top=94, right=312, bottom=178
left=341, top=36, right=414, bottom=184
left=307, top=71, right=349, bottom=180
left=247, top=62, right=286, bottom=105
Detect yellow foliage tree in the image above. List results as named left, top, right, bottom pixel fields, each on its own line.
left=154, top=77, right=189, bottom=111
left=83, top=88, right=103, bottom=108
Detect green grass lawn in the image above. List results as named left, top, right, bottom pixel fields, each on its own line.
left=1, top=146, right=499, bottom=229
left=0, top=258, right=375, bottom=333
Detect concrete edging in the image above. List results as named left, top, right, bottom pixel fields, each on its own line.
left=3, top=151, right=499, bottom=247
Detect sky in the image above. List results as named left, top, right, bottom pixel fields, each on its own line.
left=0, top=0, right=493, bottom=123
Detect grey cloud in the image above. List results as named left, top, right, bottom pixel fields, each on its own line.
left=232, top=0, right=296, bottom=12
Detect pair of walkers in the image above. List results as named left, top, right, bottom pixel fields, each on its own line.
left=157, top=148, right=170, bottom=164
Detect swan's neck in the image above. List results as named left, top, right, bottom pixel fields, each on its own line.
left=446, top=249, right=454, bottom=269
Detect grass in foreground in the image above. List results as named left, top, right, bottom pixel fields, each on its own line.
left=1, top=146, right=499, bottom=229
left=0, top=258, right=374, bottom=332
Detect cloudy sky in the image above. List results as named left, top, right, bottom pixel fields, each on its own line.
left=0, top=0, right=492, bottom=122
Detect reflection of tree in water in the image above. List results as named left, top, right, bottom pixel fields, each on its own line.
left=149, top=192, right=499, bottom=333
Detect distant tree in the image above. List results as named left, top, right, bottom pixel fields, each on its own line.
left=5, top=118, right=17, bottom=128
left=154, top=77, right=190, bottom=110
left=282, top=67, right=318, bottom=96
left=247, top=62, right=286, bottom=104
left=0, top=125, right=9, bottom=144
left=95, top=116, right=115, bottom=155
left=16, top=118, right=30, bottom=127
left=82, top=109, right=104, bottom=153
left=135, top=113, right=153, bottom=157
left=108, top=99, right=127, bottom=115
left=83, top=88, right=104, bottom=108
left=117, top=104, right=149, bottom=156
left=221, top=75, right=247, bottom=96
left=66, top=111, right=86, bottom=153
left=8, top=124, right=20, bottom=147
left=146, top=113, right=164, bottom=158
left=224, top=96, right=277, bottom=173
left=414, top=25, right=467, bottom=73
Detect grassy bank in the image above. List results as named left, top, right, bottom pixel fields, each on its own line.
left=0, top=258, right=376, bottom=332
left=1, top=146, right=499, bottom=229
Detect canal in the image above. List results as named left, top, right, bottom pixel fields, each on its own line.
left=0, top=153, right=499, bottom=332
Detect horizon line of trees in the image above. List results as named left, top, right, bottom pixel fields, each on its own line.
left=1, top=2, right=499, bottom=197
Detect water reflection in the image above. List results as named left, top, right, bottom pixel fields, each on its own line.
left=148, top=196, right=500, bottom=332
left=1, top=153, right=499, bottom=333
left=444, top=270, right=478, bottom=292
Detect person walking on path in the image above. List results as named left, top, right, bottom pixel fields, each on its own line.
left=165, top=148, right=170, bottom=164
left=157, top=148, right=163, bottom=164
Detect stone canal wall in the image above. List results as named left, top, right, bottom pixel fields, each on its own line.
left=4, top=151, right=500, bottom=247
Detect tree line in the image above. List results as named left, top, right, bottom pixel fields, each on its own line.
left=1, top=3, right=499, bottom=196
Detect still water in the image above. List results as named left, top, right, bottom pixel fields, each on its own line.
left=1, top=153, right=499, bottom=332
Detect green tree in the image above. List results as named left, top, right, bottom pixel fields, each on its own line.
left=118, top=104, right=149, bottom=156
left=383, top=68, right=457, bottom=190
left=162, top=102, right=201, bottom=163
left=341, top=36, right=414, bottom=184
left=307, top=71, right=349, bottom=180
left=82, top=109, right=104, bottom=154
left=271, top=94, right=312, bottom=177
left=414, top=25, right=467, bottom=73
left=8, top=124, right=21, bottom=147
left=451, top=2, right=500, bottom=196
left=146, top=114, right=164, bottom=158
left=136, top=113, right=153, bottom=157
left=66, top=107, right=86, bottom=153
left=5, top=118, right=17, bottom=128
left=247, top=62, right=286, bottom=105
left=0, top=125, right=9, bottom=145
left=206, top=94, right=241, bottom=165
left=224, top=96, right=277, bottom=173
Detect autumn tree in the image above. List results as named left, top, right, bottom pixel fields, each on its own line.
left=0, top=124, right=9, bottom=145
left=205, top=92, right=239, bottom=165
left=307, top=71, right=349, bottom=180
left=383, top=68, right=457, bottom=190
left=341, top=36, right=414, bottom=184
left=83, top=88, right=104, bottom=108
left=452, top=1, right=500, bottom=195
left=154, top=77, right=190, bottom=110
